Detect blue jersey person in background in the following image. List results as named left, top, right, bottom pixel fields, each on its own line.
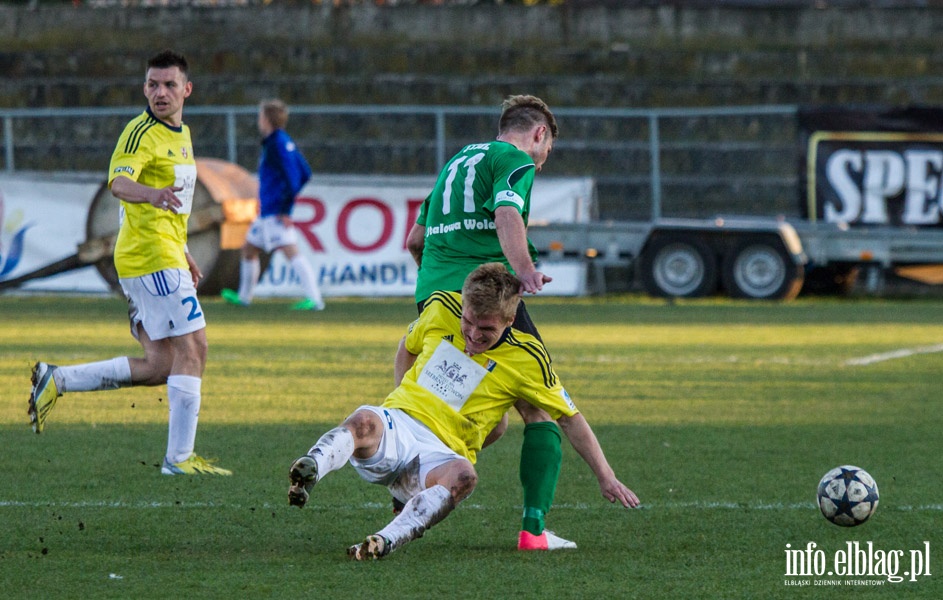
left=222, top=99, right=324, bottom=311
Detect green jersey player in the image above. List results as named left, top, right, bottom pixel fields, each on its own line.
left=412, top=138, right=543, bottom=302
left=403, top=95, right=575, bottom=550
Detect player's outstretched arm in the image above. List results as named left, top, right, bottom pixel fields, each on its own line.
left=557, top=412, right=640, bottom=508
left=493, top=206, right=551, bottom=294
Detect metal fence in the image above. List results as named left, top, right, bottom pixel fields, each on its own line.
left=1, top=104, right=800, bottom=221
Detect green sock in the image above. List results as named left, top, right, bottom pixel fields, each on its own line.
left=519, top=421, right=562, bottom=536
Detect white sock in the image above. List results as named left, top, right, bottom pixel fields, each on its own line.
left=166, top=375, right=201, bottom=464
left=376, top=485, right=454, bottom=549
left=238, top=257, right=260, bottom=305
left=306, top=426, right=354, bottom=481
left=290, top=254, right=323, bottom=306
left=56, top=357, right=132, bottom=393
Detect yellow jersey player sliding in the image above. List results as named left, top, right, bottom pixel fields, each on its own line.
left=288, top=262, right=639, bottom=560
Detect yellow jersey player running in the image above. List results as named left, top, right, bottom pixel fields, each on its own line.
left=27, top=49, right=230, bottom=476
left=287, top=263, right=639, bottom=560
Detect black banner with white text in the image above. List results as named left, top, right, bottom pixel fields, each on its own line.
left=799, top=105, right=943, bottom=226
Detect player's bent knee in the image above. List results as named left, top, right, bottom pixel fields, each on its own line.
left=436, top=461, right=478, bottom=503
left=454, top=469, right=478, bottom=502
left=343, top=410, right=383, bottom=444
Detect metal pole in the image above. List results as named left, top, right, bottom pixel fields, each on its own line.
left=648, top=112, right=661, bottom=221
left=3, top=116, right=13, bottom=173
left=435, top=109, right=446, bottom=172
left=226, top=110, right=238, bottom=165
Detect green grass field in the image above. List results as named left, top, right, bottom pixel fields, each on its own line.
left=2, top=294, right=941, bottom=599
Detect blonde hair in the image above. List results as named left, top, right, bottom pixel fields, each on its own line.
left=260, top=99, right=289, bottom=130
left=462, top=262, right=522, bottom=322
left=499, top=95, right=558, bottom=139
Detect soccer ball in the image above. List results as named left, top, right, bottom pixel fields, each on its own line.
left=816, top=465, right=879, bottom=527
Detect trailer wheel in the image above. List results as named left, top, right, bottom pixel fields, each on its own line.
left=640, top=235, right=718, bottom=298
left=721, top=237, right=803, bottom=300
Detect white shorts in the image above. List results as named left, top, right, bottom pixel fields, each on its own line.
left=244, top=215, right=298, bottom=253
left=119, top=268, right=207, bottom=341
left=348, top=406, right=466, bottom=505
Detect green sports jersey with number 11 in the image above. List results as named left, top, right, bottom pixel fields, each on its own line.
left=414, top=141, right=539, bottom=302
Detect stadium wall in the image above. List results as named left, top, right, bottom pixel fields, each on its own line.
left=1, top=4, right=942, bottom=109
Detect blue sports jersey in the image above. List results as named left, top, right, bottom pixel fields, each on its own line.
left=258, top=129, right=312, bottom=217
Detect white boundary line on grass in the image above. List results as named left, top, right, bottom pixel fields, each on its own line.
left=2, top=499, right=943, bottom=511
left=844, top=343, right=943, bottom=366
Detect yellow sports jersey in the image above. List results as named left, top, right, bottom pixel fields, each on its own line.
left=384, top=291, right=579, bottom=463
left=108, top=108, right=197, bottom=278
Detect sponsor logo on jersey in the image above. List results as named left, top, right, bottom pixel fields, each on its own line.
left=113, top=166, right=135, bottom=176
left=426, top=222, right=463, bottom=235
left=417, top=341, right=489, bottom=412
left=435, top=359, right=468, bottom=386
left=462, top=218, right=497, bottom=231
left=425, top=219, right=497, bottom=238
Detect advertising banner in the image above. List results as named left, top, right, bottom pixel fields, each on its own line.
left=255, top=175, right=593, bottom=298
left=0, top=173, right=107, bottom=293
left=0, top=170, right=594, bottom=297
left=799, top=105, right=943, bottom=226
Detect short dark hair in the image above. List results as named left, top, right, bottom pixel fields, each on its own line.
left=498, top=95, right=558, bottom=139
left=147, top=50, right=189, bottom=78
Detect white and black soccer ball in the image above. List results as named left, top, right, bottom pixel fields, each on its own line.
left=817, top=465, right=879, bottom=527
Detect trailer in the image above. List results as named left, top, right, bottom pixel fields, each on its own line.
left=529, top=217, right=943, bottom=300
left=529, top=104, right=943, bottom=300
